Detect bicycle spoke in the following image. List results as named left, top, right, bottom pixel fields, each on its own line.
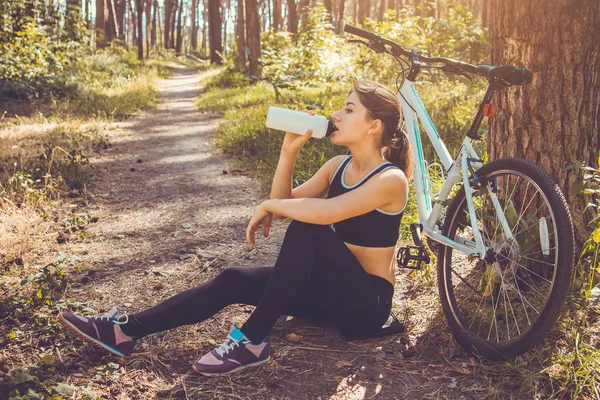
left=497, top=253, right=553, bottom=284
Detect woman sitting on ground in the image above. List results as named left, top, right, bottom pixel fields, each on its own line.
left=58, top=79, right=413, bottom=377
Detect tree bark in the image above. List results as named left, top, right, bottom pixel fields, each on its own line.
left=273, top=0, right=281, bottom=31
left=191, top=0, right=199, bottom=49
left=96, top=0, right=107, bottom=48
left=169, top=0, right=178, bottom=48
left=481, top=0, right=489, bottom=29
left=323, top=0, right=333, bottom=22
left=136, top=0, right=143, bottom=59
left=336, top=0, right=344, bottom=32
left=175, top=0, right=184, bottom=53
left=208, top=0, right=223, bottom=63
left=245, top=0, right=261, bottom=75
left=151, top=0, right=157, bottom=47
left=490, top=0, right=600, bottom=243
left=164, top=0, right=173, bottom=49
left=116, top=0, right=126, bottom=40
left=105, top=0, right=119, bottom=42
left=145, top=0, right=152, bottom=57
left=378, top=0, right=388, bottom=19
left=357, top=0, right=368, bottom=22
left=202, top=0, right=208, bottom=53
left=236, top=0, right=246, bottom=68
left=287, top=0, right=297, bottom=32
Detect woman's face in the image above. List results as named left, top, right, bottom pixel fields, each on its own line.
left=330, top=91, right=373, bottom=146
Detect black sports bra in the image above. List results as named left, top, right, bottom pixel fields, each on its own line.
left=327, top=156, right=404, bottom=248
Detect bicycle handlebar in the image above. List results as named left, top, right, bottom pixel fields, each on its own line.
left=343, top=24, right=480, bottom=75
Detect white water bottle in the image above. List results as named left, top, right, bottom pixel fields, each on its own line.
left=266, top=107, right=336, bottom=139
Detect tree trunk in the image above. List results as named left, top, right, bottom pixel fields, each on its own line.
left=116, top=0, right=126, bottom=40
left=378, top=0, right=388, bottom=19
left=481, top=0, right=489, bottom=29
left=175, top=0, right=184, bottom=53
left=151, top=0, right=157, bottom=47
left=191, top=0, right=199, bottom=49
left=105, top=0, right=119, bottom=42
left=136, top=0, right=143, bottom=59
left=245, top=0, right=261, bottom=75
left=202, top=0, right=208, bottom=53
left=208, top=0, right=223, bottom=63
left=169, top=0, right=178, bottom=48
left=273, top=0, right=281, bottom=31
left=336, top=0, right=344, bottom=32
left=357, top=0, right=367, bottom=22
left=164, top=0, right=173, bottom=49
left=490, top=0, right=600, bottom=243
left=96, top=0, right=107, bottom=48
left=145, top=0, right=152, bottom=57
left=236, top=0, right=246, bottom=68
left=323, top=0, right=333, bottom=22
left=287, top=0, right=297, bottom=32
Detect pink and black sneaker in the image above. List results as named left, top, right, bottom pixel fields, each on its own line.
left=58, top=308, right=136, bottom=357
left=192, top=325, right=270, bottom=376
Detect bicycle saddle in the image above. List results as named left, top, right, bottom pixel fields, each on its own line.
left=476, top=64, right=533, bottom=86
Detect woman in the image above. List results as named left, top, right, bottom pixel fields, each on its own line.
left=58, top=79, right=413, bottom=377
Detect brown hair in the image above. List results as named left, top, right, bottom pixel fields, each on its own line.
left=351, top=80, right=414, bottom=179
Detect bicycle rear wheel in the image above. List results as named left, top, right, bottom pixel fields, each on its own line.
left=437, top=158, right=574, bottom=360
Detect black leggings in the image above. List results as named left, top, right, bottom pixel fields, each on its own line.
left=120, top=221, right=394, bottom=344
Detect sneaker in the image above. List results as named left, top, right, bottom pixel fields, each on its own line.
left=58, top=308, right=136, bottom=357
left=192, top=325, right=270, bottom=376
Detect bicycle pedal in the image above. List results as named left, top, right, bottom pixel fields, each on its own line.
left=397, top=245, right=431, bottom=270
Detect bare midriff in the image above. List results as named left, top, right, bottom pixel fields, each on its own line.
left=344, top=242, right=396, bottom=286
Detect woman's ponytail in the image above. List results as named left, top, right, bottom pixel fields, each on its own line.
left=382, top=126, right=414, bottom=179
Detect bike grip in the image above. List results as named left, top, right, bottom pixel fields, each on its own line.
left=488, top=64, right=516, bottom=80
left=343, top=24, right=379, bottom=42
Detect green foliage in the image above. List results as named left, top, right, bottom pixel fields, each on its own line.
left=0, top=361, right=91, bottom=399
left=570, top=153, right=600, bottom=295
left=0, top=2, right=158, bottom=119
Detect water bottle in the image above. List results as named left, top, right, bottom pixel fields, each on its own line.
left=266, top=107, right=336, bottom=139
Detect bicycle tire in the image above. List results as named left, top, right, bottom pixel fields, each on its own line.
left=437, top=157, right=574, bottom=360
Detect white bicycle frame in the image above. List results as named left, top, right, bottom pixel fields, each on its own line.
left=399, top=78, right=515, bottom=258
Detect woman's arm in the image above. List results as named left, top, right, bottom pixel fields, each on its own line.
left=264, top=169, right=408, bottom=225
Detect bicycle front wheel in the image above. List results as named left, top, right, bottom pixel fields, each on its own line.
left=437, top=158, right=574, bottom=360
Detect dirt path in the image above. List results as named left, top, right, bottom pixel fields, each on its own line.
left=64, top=65, right=500, bottom=399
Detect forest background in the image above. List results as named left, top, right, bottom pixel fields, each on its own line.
left=0, top=0, right=599, bottom=398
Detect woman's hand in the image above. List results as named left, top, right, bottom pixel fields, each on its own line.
left=246, top=202, right=273, bottom=249
left=281, top=110, right=314, bottom=154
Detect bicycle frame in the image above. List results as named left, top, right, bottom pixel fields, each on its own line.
left=399, top=78, right=514, bottom=258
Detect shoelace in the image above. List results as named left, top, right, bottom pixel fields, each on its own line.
left=215, top=335, right=241, bottom=357
left=97, top=310, right=129, bottom=325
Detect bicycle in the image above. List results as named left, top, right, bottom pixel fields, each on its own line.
left=344, top=24, right=575, bottom=360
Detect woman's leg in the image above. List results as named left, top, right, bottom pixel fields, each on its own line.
left=121, top=266, right=273, bottom=338
left=240, top=220, right=393, bottom=344
left=120, top=265, right=327, bottom=339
